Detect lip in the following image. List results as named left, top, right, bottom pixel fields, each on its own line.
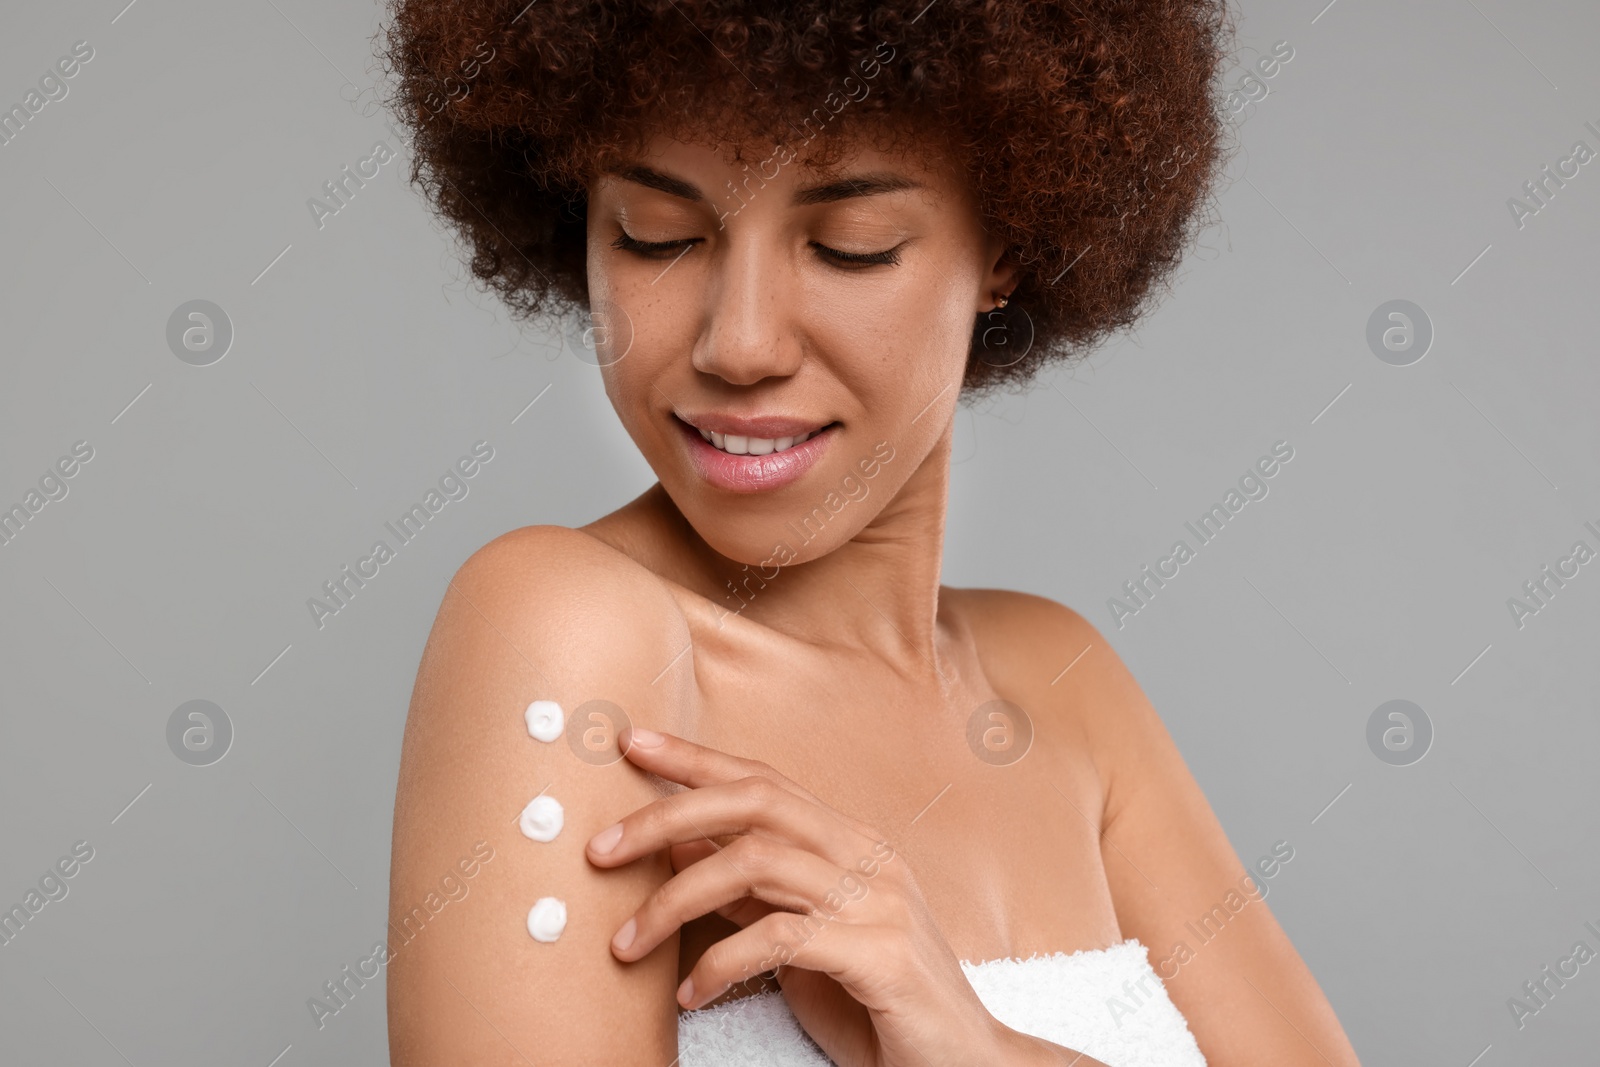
left=675, top=414, right=836, bottom=493
left=678, top=412, right=829, bottom=438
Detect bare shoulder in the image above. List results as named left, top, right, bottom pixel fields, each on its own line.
left=944, top=585, right=1203, bottom=831
left=401, top=523, right=697, bottom=775
left=940, top=585, right=1115, bottom=662
left=943, top=591, right=1358, bottom=1064
left=436, top=523, right=693, bottom=683
left=941, top=586, right=1155, bottom=768
left=386, top=525, right=695, bottom=1064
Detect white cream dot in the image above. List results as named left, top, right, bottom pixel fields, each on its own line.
left=519, top=794, right=564, bottom=842
left=527, top=897, right=567, bottom=942
left=525, top=700, right=563, bottom=742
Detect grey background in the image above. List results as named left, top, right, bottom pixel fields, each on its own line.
left=2, top=0, right=1597, bottom=1064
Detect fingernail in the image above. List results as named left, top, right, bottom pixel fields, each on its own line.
left=612, top=917, right=636, bottom=952
left=589, top=823, right=623, bottom=855
left=677, top=976, right=695, bottom=1007
left=626, top=727, right=665, bottom=749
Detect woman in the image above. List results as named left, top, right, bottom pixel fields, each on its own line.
left=381, top=2, right=1362, bottom=1064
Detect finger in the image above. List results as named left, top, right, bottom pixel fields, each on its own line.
left=621, top=728, right=888, bottom=842
left=670, top=840, right=779, bottom=927
left=714, top=895, right=774, bottom=931
left=586, top=774, right=876, bottom=869
left=612, top=835, right=846, bottom=962
left=676, top=909, right=896, bottom=1010
left=620, top=727, right=819, bottom=802
left=668, top=838, right=719, bottom=874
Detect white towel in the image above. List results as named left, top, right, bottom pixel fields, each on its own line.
left=677, top=938, right=1207, bottom=1066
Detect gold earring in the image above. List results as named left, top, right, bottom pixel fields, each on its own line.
left=995, top=293, right=1010, bottom=309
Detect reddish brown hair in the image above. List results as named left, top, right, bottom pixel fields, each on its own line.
left=380, top=0, right=1234, bottom=397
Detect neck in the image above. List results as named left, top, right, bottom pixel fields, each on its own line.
left=664, top=421, right=958, bottom=686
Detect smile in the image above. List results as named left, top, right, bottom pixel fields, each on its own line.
left=692, top=427, right=817, bottom=455
left=674, top=414, right=838, bottom=493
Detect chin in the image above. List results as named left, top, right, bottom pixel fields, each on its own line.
left=679, top=465, right=902, bottom=575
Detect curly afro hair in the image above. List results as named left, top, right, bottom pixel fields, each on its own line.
left=379, top=0, right=1235, bottom=399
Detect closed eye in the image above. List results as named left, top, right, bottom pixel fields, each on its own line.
left=611, top=230, right=902, bottom=269
left=611, top=232, right=699, bottom=259
left=818, top=243, right=902, bottom=268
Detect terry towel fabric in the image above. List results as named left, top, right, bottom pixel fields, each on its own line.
left=677, top=938, right=1207, bottom=1066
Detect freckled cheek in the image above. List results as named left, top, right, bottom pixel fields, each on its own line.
left=600, top=300, right=686, bottom=407
left=821, top=328, right=944, bottom=432
left=812, top=271, right=970, bottom=390
left=898, top=276, right=982, bottom=382
left=798, top=284, right=866, bottom=347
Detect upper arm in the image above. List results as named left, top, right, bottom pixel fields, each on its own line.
left=386, top=525, right=694, bottom=1065
left=1053, top=606, right=1361, bottom=1066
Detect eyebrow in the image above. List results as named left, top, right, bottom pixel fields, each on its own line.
left=606, top=164, right=923, bottom=206
left=610, top=165, right=703, bottom=202
left=795, top=172, right=923, bottom=205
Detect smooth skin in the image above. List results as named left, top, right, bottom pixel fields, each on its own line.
left=386, top=126, right=1363, bottom=1064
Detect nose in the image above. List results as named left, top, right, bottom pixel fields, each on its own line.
left=690, top=236, right=804, bottom=386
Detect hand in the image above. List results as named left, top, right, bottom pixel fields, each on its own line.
left=584, top=727, right=1021, bottom=1067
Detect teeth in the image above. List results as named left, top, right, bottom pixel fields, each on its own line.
left=695, top=427, right=817, bottom=455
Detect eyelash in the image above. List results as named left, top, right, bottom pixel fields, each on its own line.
left=611, top=231, right=902, bottom=268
